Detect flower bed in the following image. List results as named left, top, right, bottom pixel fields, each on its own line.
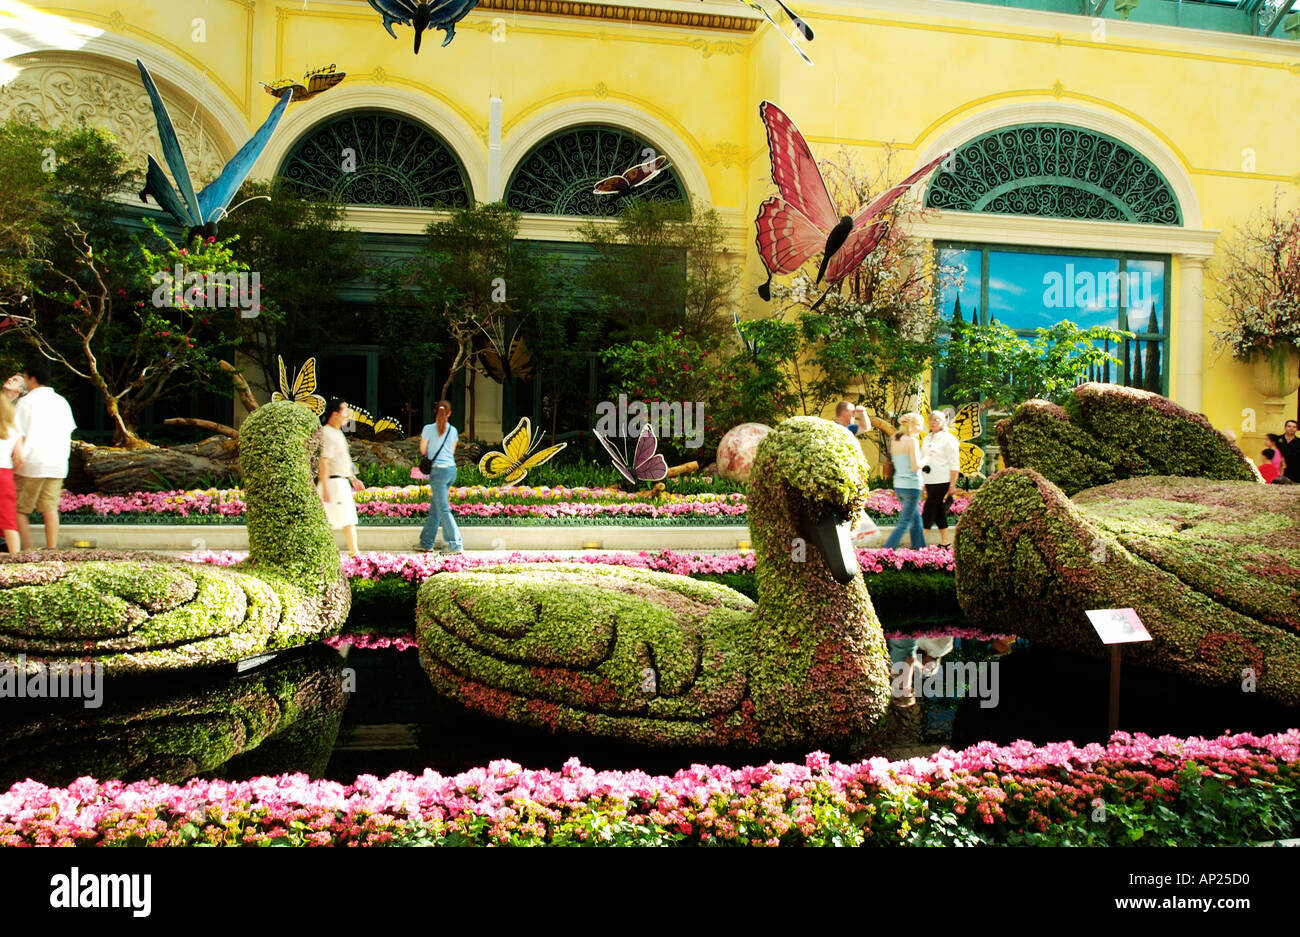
left=181, top=547, right=962, bottom=625
left=59, top=486, right=969, bottom=524
left=3, top=730, right=1295, bottom=846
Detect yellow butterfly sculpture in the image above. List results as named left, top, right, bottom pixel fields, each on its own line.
left=261, top=64, right=346, bottom=102
left=479, top=418, right=566, bottom=487
left=342, top=405, right=404, bottom=442
left=271, top=355, right=326, bottom=416
left=916, top=392, right=985, bottom=477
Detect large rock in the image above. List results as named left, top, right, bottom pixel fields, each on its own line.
left=715, top=423, right=771, bottom=484
left=996, top=383, right=1257, bottom=496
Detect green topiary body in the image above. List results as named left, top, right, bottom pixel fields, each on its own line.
left=996, top=383, right=1258, bottom=496
left=415, top=416, right=891, bottom=749
left=0, top=648, right=346, bottom=788
left=956, top=470, right=1300, bottom=704
left=0, top=403, right=350, bottom=674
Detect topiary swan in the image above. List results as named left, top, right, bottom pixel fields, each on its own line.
left=0, top=402, right=350, bottom=674
left=956, top=384, right=1299, bottom=705
left=415, top=417, right=891, bottom=749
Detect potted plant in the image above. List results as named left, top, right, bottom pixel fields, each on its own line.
left=1211, top=194, right=1300, bottom=399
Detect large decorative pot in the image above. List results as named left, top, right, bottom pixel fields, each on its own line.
left=715, top=423, right=772, bottom=484
left=1249, top=345, right=1300, bottom=399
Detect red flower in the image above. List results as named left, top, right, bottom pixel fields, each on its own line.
left=158, top=330, right=170, bottom=338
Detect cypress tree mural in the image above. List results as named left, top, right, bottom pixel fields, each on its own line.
left=944, top=296, right=963, bottom=403
left=1145, top=306, right=1162, bottom=392
left=1132, top=337, right=1145, bottom=389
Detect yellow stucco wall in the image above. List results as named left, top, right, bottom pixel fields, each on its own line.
left=2, top=0, right=1297, bottom=450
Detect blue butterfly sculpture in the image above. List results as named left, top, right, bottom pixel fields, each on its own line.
left=136, top=59, right=292, bottom=244
left=367, top=0, right=480, bottom=52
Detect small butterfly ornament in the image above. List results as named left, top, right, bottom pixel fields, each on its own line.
left=595, top=425, right=669, bottom=485
left=593, top=155, right=670, bottom=196
left=271, top=355, right=326, bottom=416
left=136, top=60, right=289, bottom=243
left=735, top=0, right=815, bottom=66
left=262, top=64, right=345, bottom=102
left=754, top=101, right=951, bottom=310
left=916, top=393, right=985, bottom=477
left=479, top=418, right=566, bottom=486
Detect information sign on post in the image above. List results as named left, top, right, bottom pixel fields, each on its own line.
left=1085, top=608, right=1152, bottom=734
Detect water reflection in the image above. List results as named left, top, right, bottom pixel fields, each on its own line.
left=0, top=646, right=347, bottom=789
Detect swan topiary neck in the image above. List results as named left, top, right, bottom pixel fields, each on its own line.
left=240, top=402, right=340, bottom=584
left=746, top=417, right=890, bottom=746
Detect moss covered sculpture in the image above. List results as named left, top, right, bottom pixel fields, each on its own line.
left=995, top=383, right=1258, bottom=496
left=958, top=385, right=1299, bottom=705
left=0, top=648, right=346, bottom=789
left=416, top=417, right=891, bottom=748
left=0, top=402, right=349, bottom=674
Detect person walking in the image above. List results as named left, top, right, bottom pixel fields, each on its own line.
left=318, top=398, right=364, bottom=556
left=881, top=412, right=926, bottom=550
left=13, top=363, right=75, bottom=551
left=920, top=409, right=960, bottom=549
left=0, top=396, right=26, bottom=554
left=416, top=400, right=463, bottom=554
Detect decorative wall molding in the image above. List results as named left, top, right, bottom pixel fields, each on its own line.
left=910, top=210, right=1221, bottom=259
left=470, top=0, right=759, bottom=32
left=0, top=57, right=229, bottom=183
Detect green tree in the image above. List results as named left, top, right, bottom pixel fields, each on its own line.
left=578, top=199, right=738, bottom=346
left=940, top=319, right=1131, bottom=410
left=217, top=178, right=363, bottom=400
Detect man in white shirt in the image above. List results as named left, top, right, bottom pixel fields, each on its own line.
left=14, top=363, right=77, bottom=550
left=919, top=410, right=960, bottom=548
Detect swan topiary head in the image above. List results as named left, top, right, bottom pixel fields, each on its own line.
left=240, top=401, right=339, bottom=585
left=749, top=417, right=871, bottom=584
left=752, top=417, right=871, bottom=515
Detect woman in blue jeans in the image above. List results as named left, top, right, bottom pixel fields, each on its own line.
left=416, top=400, right=463, bottom=554
left=882, top=412, right=926, bottom=550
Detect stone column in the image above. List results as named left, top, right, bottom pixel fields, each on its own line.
left=1173, top=255, right=1205, bottom=413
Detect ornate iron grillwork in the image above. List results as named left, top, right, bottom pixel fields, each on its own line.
left=279, top=111, right=471, bottom=208
left=926, top=125, right=1181, bottom=226
left=504, top=125, right=687, bottom=216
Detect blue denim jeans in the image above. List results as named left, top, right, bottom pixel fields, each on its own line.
left=420, top=465, right=462, bottom=551
left=882, top=485, right=925, bottom=549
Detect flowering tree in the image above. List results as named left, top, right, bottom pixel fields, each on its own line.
left=17, top=221, right=247, bottom=448
left=1211, top=193, right=1300, bottom=362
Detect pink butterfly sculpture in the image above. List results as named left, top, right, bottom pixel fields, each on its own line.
left=594, top=425, right=668, bottom=485
left=754, top=101, right=952, bottom=307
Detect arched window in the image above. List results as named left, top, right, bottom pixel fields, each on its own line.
left=279, top=111, right=471, bottom=208
left=504, top=125, right=687, bottom=217
left=926, top=124, right=1181, bottom=226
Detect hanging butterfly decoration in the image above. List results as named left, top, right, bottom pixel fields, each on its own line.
left=261, top=63, right=346, bottom=102
left=735, top=0, right=815, bottom=66
left=915, top=392, right=985, bottom=477
left=271, top=355, right=326, bottom=416
left=754, top=101, right=952, bottom=311
left=367, top=0, right=480, bottom=52
left=593, top=155, right=671, bottom=196
left=478, top=418, right=567, bottom=486
left=479, top=337, right=535, bottom=383
left=342, top=404, right=404, bottom=442
left=595, top=425, right=669, bottom=486
left=136, top=60, right=291, bottom=244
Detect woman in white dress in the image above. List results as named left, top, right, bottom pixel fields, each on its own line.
left=318, top=398, right=364, bottom=555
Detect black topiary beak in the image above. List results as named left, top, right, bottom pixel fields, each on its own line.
left=799, top=505, right=860, bottom=584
